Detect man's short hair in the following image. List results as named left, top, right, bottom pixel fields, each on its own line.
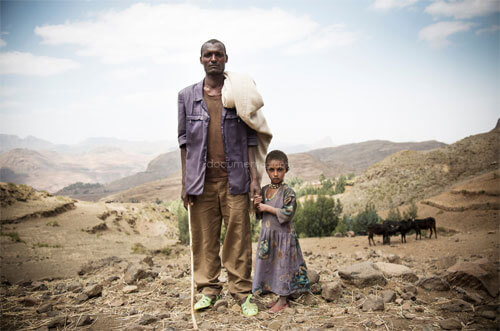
left=200, top=39, right=227, bottom=55
left=265, top=150, right=289, bottom=171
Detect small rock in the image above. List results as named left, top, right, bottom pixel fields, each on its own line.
left=307, top=270, right=320, bottom=285
left=138, top=314, right=157, bottom=325
left=417, top=276, right=450, bottom=291
left=321, top=281, right=343, bottom=302
left=123, top=285, right=139, bottom=294
left=403, top=283, right=418, bottom=295
left=415, top=306, right=424, bottom=312
left=174, top=271, right=185, bottom=278
left=346, top=231, right=355, bottom=237
left=480, top=310, right=496, bottom=320
left=401, top=292, right=415, bottom=300
left=75, top=293, right=89, bottom=303
left=128, top=308, right=139, bottom=316
left=404, top=313, right=416, bottom=319
left=401, top=301, right=412, bottom=310
left=67, top=281, right=83, bottom=292
left=84, top=284, right=102, bottom=298
left=231, top=304, right=241, bottom=313
left=124, top=264, right=150, bottom=284
left=48, top=316, right=68, bottom=328
left=36, top=303, right=52, bottom=314
left=374, top=262, right=418, bottom=282
left=158, top=312, right=170, bottom=319
left=381, top=290, right=396, bottom=303
left=395, top=298, right=404, bottom=305
left=438, top=318, right=462, bottom=330
left=214, top=300, right=228, bottom=310
left=338, top=262, right=386, bottom=288
left=310, top=283, right=322, bottom=294
left=107, top=276, right=120, bottom=283
left=31, top=281, right=48, bottom=291
left=334, top=232, right=343, bottom=238
left=142, top=256, right=154, bottom=267
left=111, top=299, right=124, bottom=307
left=362, top=296, right=384, bottom=312
left=76, top=315, right=93, bottom=327
left=386, top=254, right=400, bottom=264
left=21, top=297, right=39, bottom=306
left=440, top=298, right=473, bottom=312
left=268, top=320, right=281, bottom=330
left=217, top=305, right=227, bottom=312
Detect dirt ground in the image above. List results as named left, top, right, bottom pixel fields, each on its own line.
left=0, top=173, right=499, bottom=330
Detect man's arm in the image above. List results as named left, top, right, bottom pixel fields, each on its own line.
left=178, top=92, right=192, bottom=208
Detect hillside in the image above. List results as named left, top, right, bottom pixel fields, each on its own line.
left=339, top=125, right=499, bottom=215
left=96, top=140, right=445, bottom=203
left=0, top=148, right=151, bottom=193
left=1, top=181, right=498, bottom=330
left=58, top=151, right=180, bottom=201
left=307, top=140, right=446, bottom=177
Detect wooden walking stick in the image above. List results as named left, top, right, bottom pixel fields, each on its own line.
left=187, top=204, right=199, bottom=330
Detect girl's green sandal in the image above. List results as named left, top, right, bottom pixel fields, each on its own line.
left=241, top=294, right=258, bottom=317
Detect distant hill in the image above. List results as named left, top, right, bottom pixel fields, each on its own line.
left=0, top=148, right=151, bottom=193
left=101, top=139, right=447, bottom=203
left=58, top=151, right=180, bottom=201
left=339, top=124, right=499, bottom=215
left=0, top=134, right=176, bottom=155
left=307, top=140, right=447, bottom=178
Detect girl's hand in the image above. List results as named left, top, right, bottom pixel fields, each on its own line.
left=254, top=195, right=262, bottom=207
left=256, top=203, right=269, bottom=213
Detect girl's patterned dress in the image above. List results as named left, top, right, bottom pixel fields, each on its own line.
left=252, top=183, right=310, bottom=296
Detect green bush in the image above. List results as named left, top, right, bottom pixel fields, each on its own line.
left=335, top=174, right=346, bottom=194
left=386, top=206, right=402, bottom=222
left=402, top=200, right=418, bottom=220
left=294, top=195, right=342, bottom=238
left=352, top=203, right=381, bottom=234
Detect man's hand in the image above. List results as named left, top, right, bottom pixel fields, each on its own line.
left=250, top=179, right=261, bottom=199
left=181, top=187, right=194, bottom=209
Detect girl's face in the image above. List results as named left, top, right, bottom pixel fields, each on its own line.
left=266, top=159, right=287, bottom=185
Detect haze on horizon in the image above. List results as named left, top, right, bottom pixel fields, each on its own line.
left=0, top=0, right=499, bottom=148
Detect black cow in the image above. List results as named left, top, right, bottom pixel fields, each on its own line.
left=398, top=219, right=417, bottom=243
left=414, top=217, right=437, bottom=239
left=368, top=223, right=396, bottom=246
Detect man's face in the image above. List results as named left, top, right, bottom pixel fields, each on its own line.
left=200, top=43, right=227, bottom=75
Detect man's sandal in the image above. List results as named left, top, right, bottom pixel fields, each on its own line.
left=241, top=294, right=258, bottom=317
left=194, top=294, right=213, bottom=311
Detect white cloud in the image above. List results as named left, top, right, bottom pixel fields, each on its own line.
left=106, top=67, right=147, bottom=80
left=0, top=51, right=79, bottom=76
left=425, top=0, right=500, bottom=19
left=34, top=3, right=356, bottom=64
left=372, top=0, right=421, bottom=10
left=476, top=24, right=500, bottom=35
left=419, top=21, right=474, bottom=47
left=0, top=39, right=6, bottom=47
left=286, top=24, right=357, bottom=55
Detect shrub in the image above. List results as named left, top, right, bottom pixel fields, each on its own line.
left=352, top=203, right=381, bottom=234
left=402, top=200, right=418, bottom=220
left=335, top=174, right=346, bottom=194
left=294, top=195, right=342, bottom=238
left=386, top=207, right=402, bottom=222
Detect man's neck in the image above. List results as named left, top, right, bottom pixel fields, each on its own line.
left=204, top=74, right=225, bottom=89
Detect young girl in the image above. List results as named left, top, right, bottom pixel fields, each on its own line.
left=252, top=150, right=310, bottom=313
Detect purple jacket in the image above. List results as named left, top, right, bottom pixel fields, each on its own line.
left=178, top=80, right=258, bottom=196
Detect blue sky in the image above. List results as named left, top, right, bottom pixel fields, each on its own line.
left=0, top=0, right=499, bottom=149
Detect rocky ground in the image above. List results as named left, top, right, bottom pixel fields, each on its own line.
left=1, top=177, right=499, bottom=330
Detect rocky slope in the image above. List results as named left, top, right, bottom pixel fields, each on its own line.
left=339, top=125, right=499, bottom=215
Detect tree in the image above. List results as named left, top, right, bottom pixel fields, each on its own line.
left=335, top=174, right=346, bottom=194
left=403, top=200, right=418, bottom=220
left=294, top=196, right=342, bottom=237
left=386, top=206, right=402, bottom=222
left=352, top=203, right=381, bottom=234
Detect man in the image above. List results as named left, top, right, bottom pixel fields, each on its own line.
left=177, top=39, right=260, bottom=316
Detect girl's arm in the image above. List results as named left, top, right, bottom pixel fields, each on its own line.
left=276, top=186, right=297, bottom=224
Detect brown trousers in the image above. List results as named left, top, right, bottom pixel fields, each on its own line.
left=190, top=179, right=252, bottom=302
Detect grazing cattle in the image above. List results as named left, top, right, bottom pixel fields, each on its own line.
left=414, top=217, right=437, bottom=239
left=398, top=219, right=417, bottom=243
left=367, top=223, right=397, bottom=246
